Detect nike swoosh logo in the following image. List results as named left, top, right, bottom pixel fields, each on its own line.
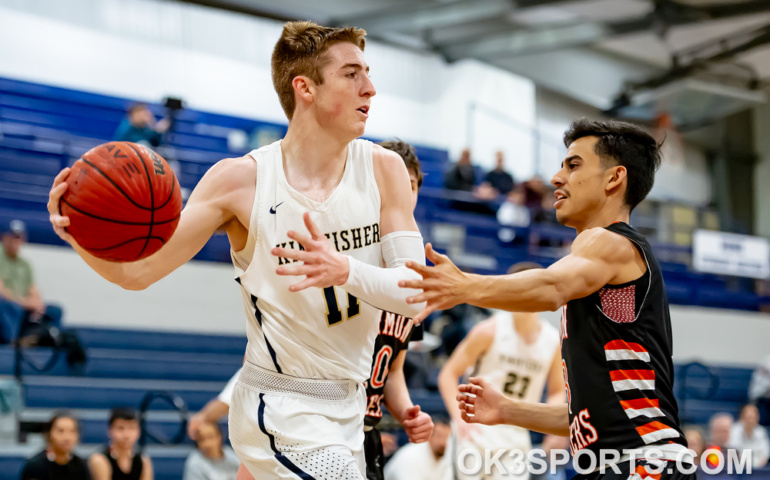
left=269, top=202, right=284, bottom=214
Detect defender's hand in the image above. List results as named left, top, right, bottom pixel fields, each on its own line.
left=457, top=377, right=509, bottom=426
left=399, top=243, right=468, bottom=323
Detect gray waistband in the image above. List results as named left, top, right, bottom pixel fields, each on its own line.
left=238, top=361, right=359, bottom=402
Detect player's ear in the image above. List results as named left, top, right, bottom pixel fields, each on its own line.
left=605, top=165, right=626, bottom=194
left=292, top=75, right=314, bottom=106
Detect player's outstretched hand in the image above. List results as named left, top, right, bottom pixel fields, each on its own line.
left=48, top=168, right=75, bottom=244
left=399, top=243, right=468, bottom=323
left=457, top=377, right=509, bottom=426
left=401, top=405, right=434, bottom=443
left=272, top=212, right=349, bottom=291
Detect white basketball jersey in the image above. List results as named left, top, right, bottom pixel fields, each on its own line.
left=232, top=139, right=382, bottom=384
left=468, top=313, right=560, bottom=449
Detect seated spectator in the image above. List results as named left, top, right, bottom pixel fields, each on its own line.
left=384, top=417, right=451, bottom=480
left=728, top=404, right=769, bottom=468
left=21, top=412, right=90, bottom=480
left=0, top=220, right=63, bottom=345
left=444, top=148, right=476, bottom=192
left=709, top=413, right=734, bottom=451
left=684, top=425, right=707, bottom=464
left=483, top=150, right=515, bottom=196
left=522, top=175, right=547, bottom=209
left=114, top=104, right=169, bottom=148
left=183, top=420, right=240, bottom=480
left=497, top=188, right=531, bottom=243
left=89, top=408, right=153, bottom=480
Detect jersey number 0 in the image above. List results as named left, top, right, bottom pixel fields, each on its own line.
left=323, top=287, right=361, bottom=326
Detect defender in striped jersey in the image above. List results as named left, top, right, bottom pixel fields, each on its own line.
left=402, top=119, right=694, bottom=480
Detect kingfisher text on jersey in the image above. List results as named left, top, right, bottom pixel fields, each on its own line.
left=274, top=223, right=380, bottom=266
left=232, top=139, right=383, bottom=384
left=560, top=223, right=686, bottom=471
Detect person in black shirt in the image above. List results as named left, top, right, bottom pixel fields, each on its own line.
left=444, top=148, right=476, bottom=192
left=21, top=412, right=91, bottom=480
left=363, top=140, right=434, bottom=480
left=402, top=119, right=694, bottom=479
left=88, top=408, right=153, bottom=480
left=483, top=150, right=515, bottom=196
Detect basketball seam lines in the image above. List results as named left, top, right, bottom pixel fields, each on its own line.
left=156, top=177, right=177, bottom=210
left=80, top=157, right=153, bottom=211
left=128, top=143, right=156, bottom=260
left=86, top=236, right=166, bottom=252
left=60, top=197, right=179, bottom=226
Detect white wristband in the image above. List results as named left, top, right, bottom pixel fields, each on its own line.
left=341, top=231, right=426, bottom=318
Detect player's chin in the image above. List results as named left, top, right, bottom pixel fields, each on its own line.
left=350, top=121, right=367, bottom=137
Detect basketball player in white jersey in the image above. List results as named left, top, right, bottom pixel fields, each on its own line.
left=47, top=21, right=427, bottom=479
left=438, top=263, right=563, bottom=480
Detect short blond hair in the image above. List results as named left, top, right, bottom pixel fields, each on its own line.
left=271, top=21, right=366, bottom=120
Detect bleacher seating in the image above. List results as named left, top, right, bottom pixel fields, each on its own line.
left=0, top=75, right=765, bottom=310
left=0, top=327, right=247, bottom=480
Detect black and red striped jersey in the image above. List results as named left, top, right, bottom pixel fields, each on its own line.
left=364, top=310, right=420, bottom=427
left=560, top=222, right=686, bottom=469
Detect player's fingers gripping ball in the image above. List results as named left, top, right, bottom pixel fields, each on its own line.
left=60, top=141, right=183, bottom=262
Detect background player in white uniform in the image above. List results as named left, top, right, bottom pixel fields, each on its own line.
left=438, top=263, right=563, bottom=480
left=47, top=21, right=427, bottom=480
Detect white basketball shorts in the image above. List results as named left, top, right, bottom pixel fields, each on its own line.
left=228, top=361, right=367, bottom=479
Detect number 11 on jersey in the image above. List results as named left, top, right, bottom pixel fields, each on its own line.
left=323, top=287, right=361, bottom=326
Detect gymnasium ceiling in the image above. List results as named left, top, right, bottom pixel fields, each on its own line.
left=179, top=0, right=770, bottom=129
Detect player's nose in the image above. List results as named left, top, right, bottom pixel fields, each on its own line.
left=551, top=171, right=565, bottom=188
left=362, top=74, right=376, bottom=98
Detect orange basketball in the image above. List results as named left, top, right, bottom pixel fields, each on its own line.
left=60, top=141, right=183, bottom=262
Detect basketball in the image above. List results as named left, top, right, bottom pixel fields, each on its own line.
left=60, top=141, right=183, bottom=262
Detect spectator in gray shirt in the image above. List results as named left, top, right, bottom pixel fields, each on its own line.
left=183, top=421, right=239, bottom=480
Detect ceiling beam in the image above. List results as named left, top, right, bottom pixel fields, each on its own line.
left=442, top=22, right=610, bottom=59
left=330, top=0, right=575, bottom=34
left=629, top=25, right=770, bottom=93
left=440, top=0, right=770, bottom=61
